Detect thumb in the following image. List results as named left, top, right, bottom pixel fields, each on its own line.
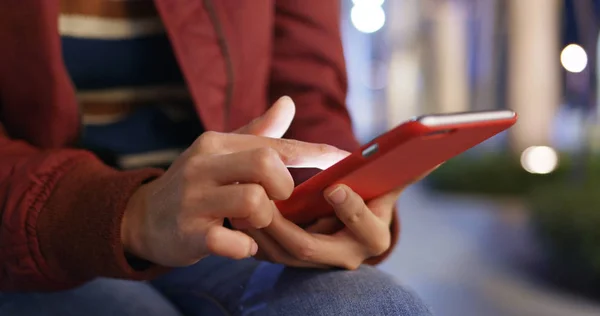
left=235, top=96, right=296, bottom=138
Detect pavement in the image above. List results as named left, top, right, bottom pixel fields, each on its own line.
left=379, top=185, right=600, bottom=316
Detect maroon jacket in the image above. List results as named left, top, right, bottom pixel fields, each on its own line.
left=0, top=0, right=399, bottom=292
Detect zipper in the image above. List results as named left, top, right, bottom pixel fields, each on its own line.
left=202, top=0, right=234, bottom=131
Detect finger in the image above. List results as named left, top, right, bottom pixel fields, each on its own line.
left=304, top=217, right=344, bottom=234
left=366, top=186, right=404, bottom=222
left=263, top=208, right=365, bottom=269
left=205, top=225, right=258, bottom=259
left=192, top=132, right=349, bottom=170
left=235, top=96, right=295, bottom=138
left=224, top=135, right=349, bottom=170
left=246, top=228, right=326, bottom=268
left=324, top=185, right=391, bottom=256
left=200, top=184, right=274, bottom=228
left=195, top=148, right=294, bottom=200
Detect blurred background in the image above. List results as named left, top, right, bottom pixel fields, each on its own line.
left=340, top=0, right=600, bottom=315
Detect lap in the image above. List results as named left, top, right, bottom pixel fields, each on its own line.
left=0, top=257, right=431, bottom=316
left=0, top=278, right=182, bottom=316
left=153, top=256, right=432, bottom=316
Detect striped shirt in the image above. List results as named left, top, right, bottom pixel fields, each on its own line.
left=59, top=0, right=204, bottom=170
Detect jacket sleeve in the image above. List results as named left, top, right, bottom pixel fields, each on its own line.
left=0, top=128, right=168, bottom=292
left=269, top=0, right=399, bottom=264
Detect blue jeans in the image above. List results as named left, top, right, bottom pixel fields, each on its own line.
left=0, top=257, right=432, bottom=315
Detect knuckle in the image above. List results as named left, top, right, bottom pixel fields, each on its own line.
left=204, top=229, right=220, bottom=253
left=344, top=205, right=367, bottom=224
left=273, top=139, right=297, bottom=163
left=181, top=156, right=204, bottom=182
left=195, top=131, right=221, bottom=153
left=317, top=143, right=335, bottom=155
left=371, top=235, right=391, bottom=256
left=294, top=240, right=318, bottom=261
left=280, top=173, right=295, bottom=198
left=239, top=185, right=266, bottom=212
left=252, top=147, right=278, bottom=172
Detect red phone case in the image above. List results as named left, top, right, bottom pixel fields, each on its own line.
left=275, top=111, right=517, bottom=225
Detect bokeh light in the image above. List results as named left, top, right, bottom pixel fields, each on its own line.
left=560, top=44, right=588, bottom=73
left=351, top=0, right=385, bottom=6
left=520, top=146, right=559, bottom=174
left=350, top=3, right=386, bottom=34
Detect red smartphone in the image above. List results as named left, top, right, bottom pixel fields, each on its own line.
left=275, top=110, right=518, bottom=225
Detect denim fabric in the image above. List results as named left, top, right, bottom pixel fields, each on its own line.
left=0, top=278, right=182, bottom=316
left=0, top=257, right=432, bottom=316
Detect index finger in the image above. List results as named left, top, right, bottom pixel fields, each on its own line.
left=216, top=133, right=350, bottom=170
left=263, top=137, right=350, bottom=169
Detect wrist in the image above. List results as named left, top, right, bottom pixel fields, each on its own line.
left=121, top=185, right=147, bottom=259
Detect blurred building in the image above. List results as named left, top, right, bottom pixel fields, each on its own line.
left=344, top=0, right=600, bottom=155
left=341, top=1, right=600, bottom=315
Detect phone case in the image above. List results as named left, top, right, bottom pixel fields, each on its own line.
left=275, top=111, right=517, bottom=225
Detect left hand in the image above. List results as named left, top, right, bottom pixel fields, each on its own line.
left=240, top=184, right=403, bottom=269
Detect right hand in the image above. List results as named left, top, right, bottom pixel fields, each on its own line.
left=121, top=96, right=349, bottom=267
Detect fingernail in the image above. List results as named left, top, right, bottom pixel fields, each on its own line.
left=279, top=95, right=292, bottom=103
left=327, top=186, right=347, bottom=205
left=250, top=240, right=258, bottom=256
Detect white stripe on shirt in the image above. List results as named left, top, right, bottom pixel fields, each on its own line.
left=59, top=14, right=165, bottom=39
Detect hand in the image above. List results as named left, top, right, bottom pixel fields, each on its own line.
left=121, top=96, right=349, bottom=267
left=239, top=169, right=437, bottom=269
left=240, top=185, right=403, bottom=269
